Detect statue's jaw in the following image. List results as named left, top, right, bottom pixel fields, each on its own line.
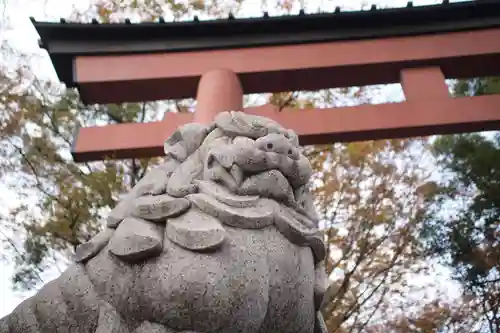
left=187, top=181, right=325, bottom=263
left=204, top=143, right=317, bottom=223
left=195, top=179, right=316, bottom=229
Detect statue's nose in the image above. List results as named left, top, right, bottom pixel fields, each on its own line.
left=254, top=133, right=300, bottom=160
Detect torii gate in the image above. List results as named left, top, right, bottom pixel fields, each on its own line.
left=32, top=0, right=500, bottom=163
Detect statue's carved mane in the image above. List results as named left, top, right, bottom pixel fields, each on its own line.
left=73, top=111, right=326, bottom=266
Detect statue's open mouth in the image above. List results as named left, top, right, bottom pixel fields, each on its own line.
left=192, top=139, right=325, bottom=262
left=186, top=179, right=325, bottom=262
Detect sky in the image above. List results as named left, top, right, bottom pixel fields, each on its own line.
left=0, top=0, right=470, bottom=318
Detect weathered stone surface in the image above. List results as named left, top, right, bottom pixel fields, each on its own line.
left=203, top=161, right=240, bottom=192
left=295, top=185, right=319, bottom=225
left=75, top=228, right=113, bottom=263
left=238, top=169, right=296, bottom=206
left=135, top=159, right=181, bottom=197
left=207, top=142, right=313, bottom=190
left=107, top=158, right=180, bottom=228
left=167, top=150, right=203, bottom=197
left=164, top=123, right=210, bottom=162
left=314, top=262, right=329, bottom=311
left=232, top=135, right=255, bottom=148
left=254, top=132, right=300, bottom=159
left=1, top=111, right=330, bottom=333
left=197, top=180, right=259, bottom=208
left=58, top=265, right=100, bottom=330
left=286, top=129, right=300, bottom=147
left=274, top=205, right=319, bottom=246
left=187, top=193, right=275, bottom=229
left=107, top=199, right=131, bottom=229
left=134, top=321, right=172, bottom=333
left=131, top=194, right=190, bottom=222
left=166, top=209, right=226, bottom=251
left=108, top=217, right=163, bottom=262
left=96, top=301, right=129, bottom=333
left=314, top=312, right=329, bottom=333
left=306, top=233, right=327, bottom=264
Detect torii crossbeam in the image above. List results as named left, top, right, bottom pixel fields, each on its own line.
left=32, top=0, right=500, bottom=162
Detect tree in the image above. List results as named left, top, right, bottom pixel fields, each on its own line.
left=419, top=76, right=500, bottom=333
left=422, top=133, right=500, bottom=333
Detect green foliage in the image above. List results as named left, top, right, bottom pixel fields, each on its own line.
left=307, top=138, right=439, bottom=333
left=422, top=74, right=500, bottom=332
left=427, top=134, right=500, bottom=280
left=423, top=133, right=500, bottom=332
left=452, top=77, right=500, bottom=97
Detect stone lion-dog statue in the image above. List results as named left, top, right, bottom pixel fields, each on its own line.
left=1, top=111, right=330, bottom=333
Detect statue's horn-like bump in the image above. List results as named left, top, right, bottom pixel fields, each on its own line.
left=166, top=209, right=226, bottom=251
left=75, top=228, right=114, bottom=263
left=108, top=217, right=163, bottom=262
left=166, top=150, right=203, bottom=197
left=131, top=195, right=191, bottom=222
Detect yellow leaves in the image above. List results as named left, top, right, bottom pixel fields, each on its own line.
left=307, top=135, right=439, bottom=332
left=189, top=0, right=205, bottom=11
left=345, top=142, right=366, bottom=161
left=345, top=141, right=385, bottom=166
left=0, top=107, right=24, bottom=136
left=268, top=92, right=296, bottom=109
left=97, top=4, right=113, bottom=23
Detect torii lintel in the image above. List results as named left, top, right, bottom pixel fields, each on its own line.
left=31, top=0, right=500, bottom=162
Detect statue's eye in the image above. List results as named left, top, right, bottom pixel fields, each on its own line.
left=267, top=143, right=273, bottom=150
left=288, top=149, right=293, bottom=155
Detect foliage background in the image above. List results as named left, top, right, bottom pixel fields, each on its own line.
left=1, top=0, right=499, bottom=332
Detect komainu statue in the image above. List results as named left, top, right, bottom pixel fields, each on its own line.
left=1, top=111, right=330, bottom=333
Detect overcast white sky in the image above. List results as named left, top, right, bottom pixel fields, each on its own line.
left=0, top=0, right=469, bottom=318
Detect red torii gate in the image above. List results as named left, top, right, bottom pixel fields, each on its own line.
left=32, top=0, right=500, bottom=162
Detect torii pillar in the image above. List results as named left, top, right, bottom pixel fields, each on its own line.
left=192, top=69, right=243, bottom=124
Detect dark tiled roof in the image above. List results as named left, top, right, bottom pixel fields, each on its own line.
left=31, top=0, right=500, bottom=87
